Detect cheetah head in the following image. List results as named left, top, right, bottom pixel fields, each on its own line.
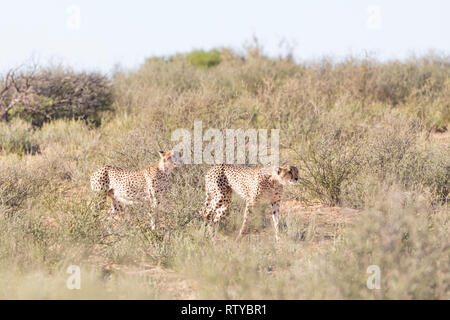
left=260, top=165, right=299, bottom=185
left=159, top=150, right=183, bottom=171
left=275, top=165, right=299, bottom=185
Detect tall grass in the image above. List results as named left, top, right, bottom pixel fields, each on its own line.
left=0, top=49, right=448, bottom=299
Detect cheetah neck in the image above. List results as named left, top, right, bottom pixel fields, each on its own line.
left=158, top=160, right=173, bottom=175
left=268, top=174, right=286, bottom=186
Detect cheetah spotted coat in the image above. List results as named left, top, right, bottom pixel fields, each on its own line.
left=201, top=164, right=299, bottom=241
left=90, top=150, right=182, bottom=228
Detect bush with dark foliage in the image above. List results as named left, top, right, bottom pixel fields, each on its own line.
left=0, top=67, right=113, bottom=127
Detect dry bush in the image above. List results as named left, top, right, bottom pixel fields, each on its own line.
left=293, top=122, right=365, bottom=206
left=329, top=187, right=449, bottom=299
left=0, top=66, right=113, bottom=127
left=0, top=159, right=49, bottom=216
left=0, top=119, right=40, bottom=155
left=362, top=114, right=449, bottom=203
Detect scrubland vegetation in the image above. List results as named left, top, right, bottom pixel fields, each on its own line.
left=0, top=46, right=448, bottom=299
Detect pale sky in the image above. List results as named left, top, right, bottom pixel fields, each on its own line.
left=0, top=0, right=449, bottom=72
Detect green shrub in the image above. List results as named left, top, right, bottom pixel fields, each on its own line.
left=186, top=49, right=221, bottom=68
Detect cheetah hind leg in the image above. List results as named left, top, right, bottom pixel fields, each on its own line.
left=200, top=196, right=220, bottom=238
left=202, top=192, right=227, bottom=240
left=107, top=190, right=123, bottom=215
left=200, top=195, right=218, bottom=239
left=201, top=192, right=214, bottom=226
left=200, top=194, right=214, bottom=238
left=210, top=197, right=231, bottom=239
left=105, top=191, right=125, bottom=226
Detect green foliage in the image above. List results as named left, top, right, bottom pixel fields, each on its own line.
left=186, top=49, right=221, bottom=68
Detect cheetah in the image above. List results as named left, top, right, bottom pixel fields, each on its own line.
left=90, top=150, right=183, bottom=229
left=201, top=164, right=299, bottom=241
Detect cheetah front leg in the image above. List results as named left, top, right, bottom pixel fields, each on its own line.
left=147, top=189, right=161, bottom=230
left=148, top=199, right=158, bottom=230
left=271, top=201, right=281, bottom=242
left=236, top=202, right=254, bottom=242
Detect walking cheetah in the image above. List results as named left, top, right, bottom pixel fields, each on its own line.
left=90, top=150, right=183, bottom=229
left=201, top=164, right=299, bottom=241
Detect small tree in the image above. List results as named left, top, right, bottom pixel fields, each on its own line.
left=0, top=68, right=38, bottom=123
left=0, top=66, right=113, bottom=127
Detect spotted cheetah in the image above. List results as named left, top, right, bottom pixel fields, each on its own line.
left=90, top=150, right=182, bottom=229
left=201, top=164, right=299, bottom=241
